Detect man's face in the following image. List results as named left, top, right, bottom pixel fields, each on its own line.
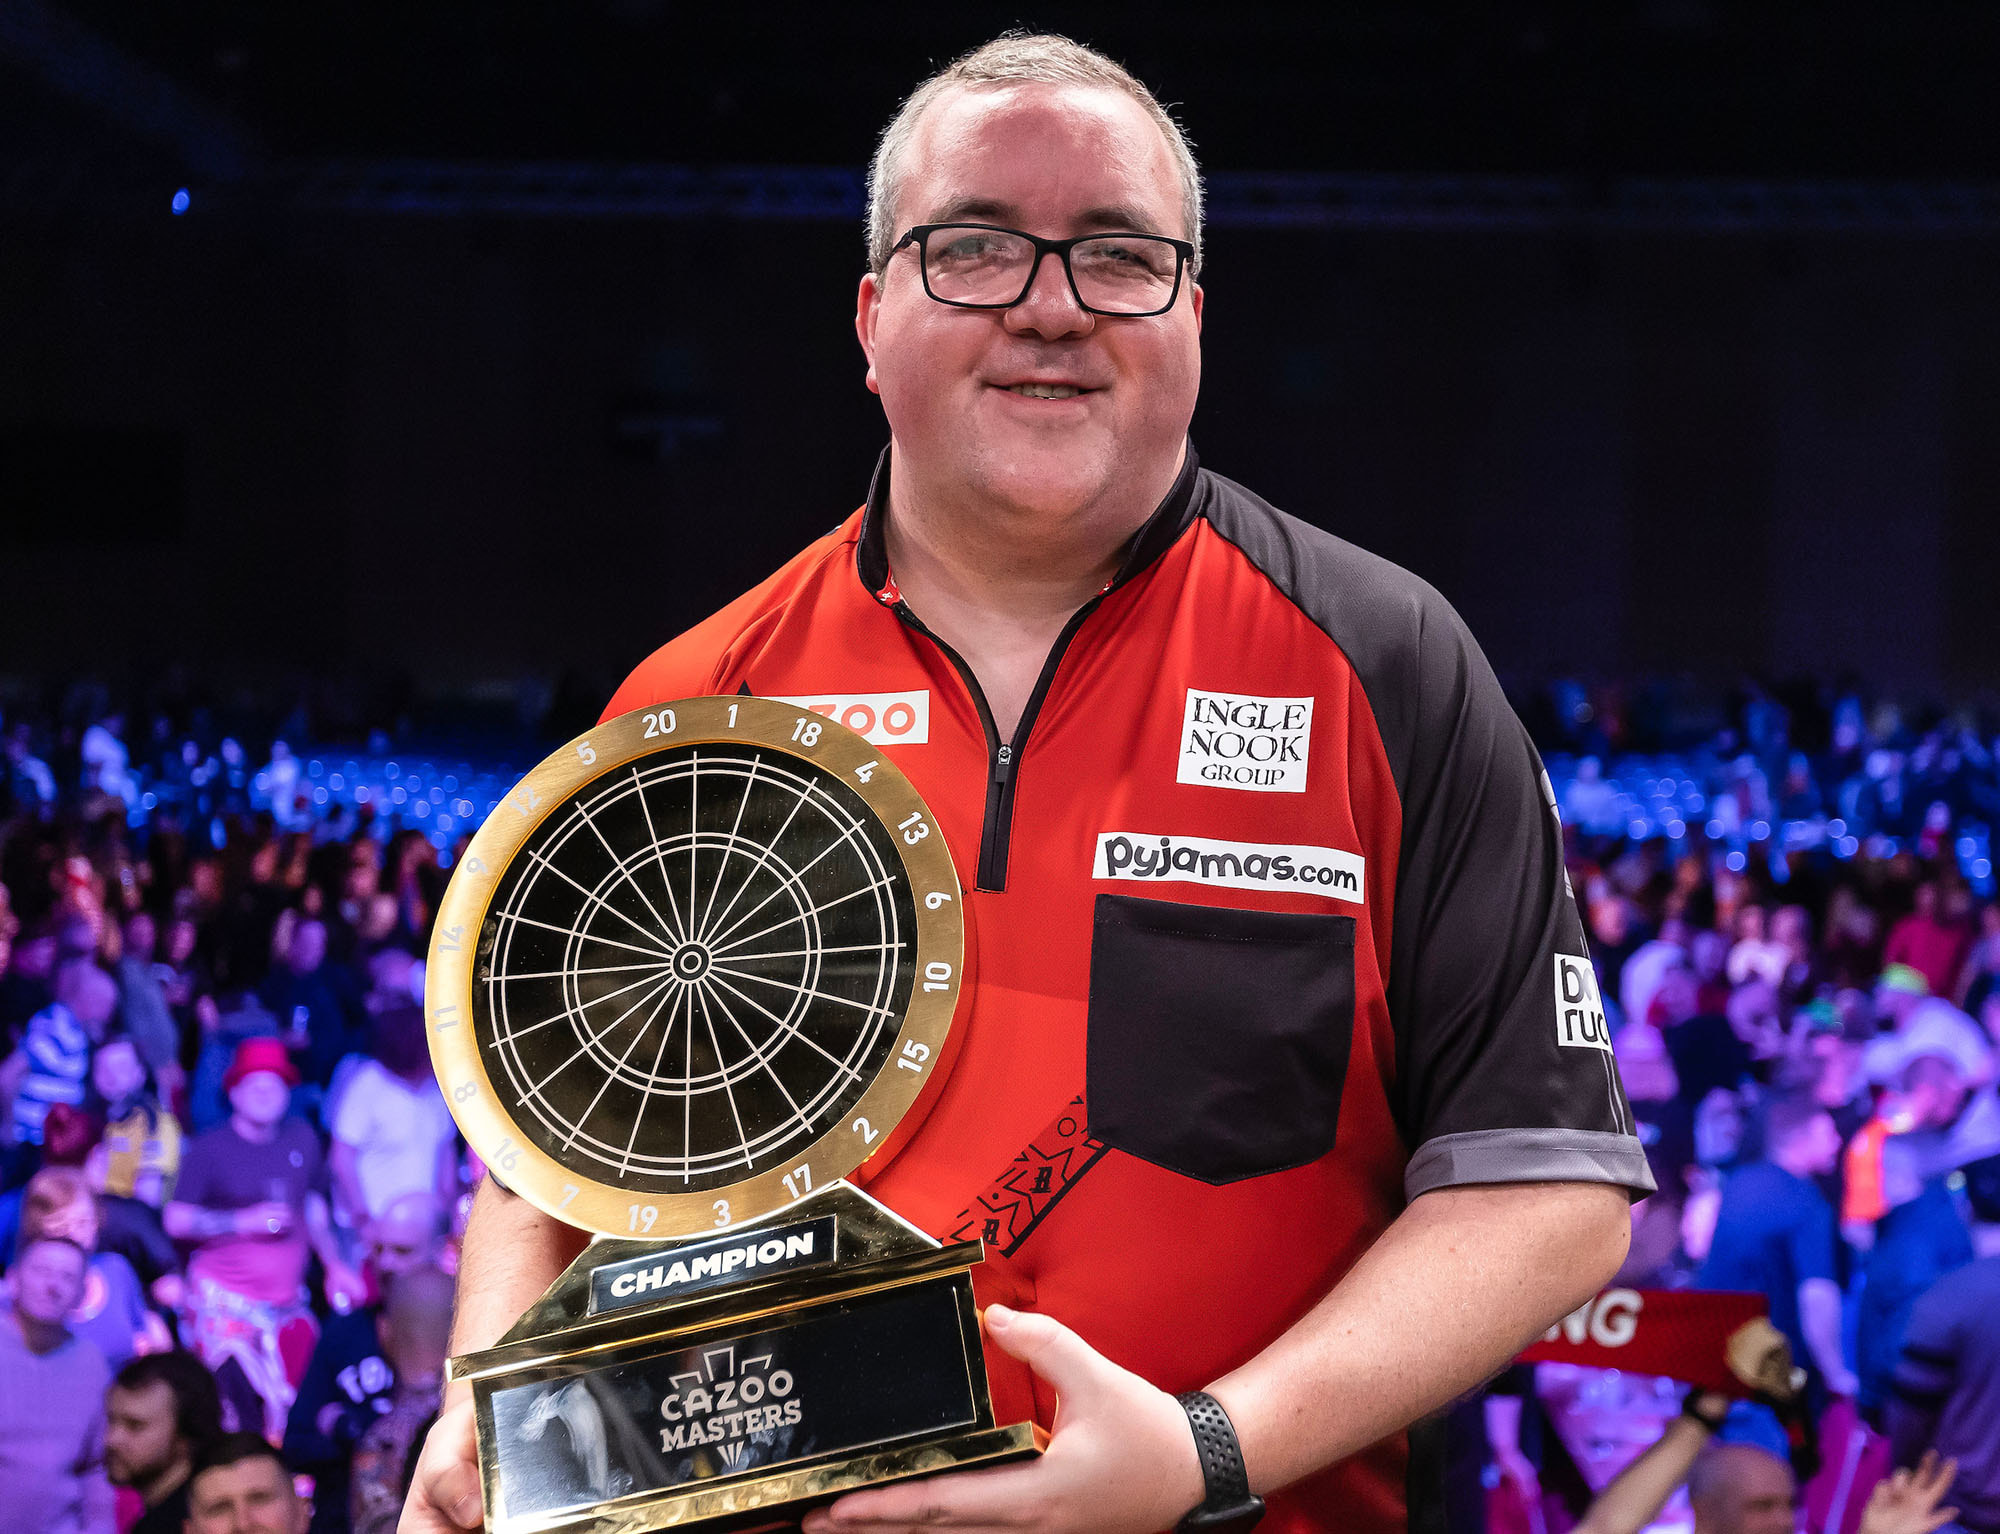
left=228, top=1070, right=292, bottom=1128
left=1798, top=1111, right=1842, bottom=1176
left=1696, top=1451, right=1796, bottom=1534
left=12, top=1239, right=86, bottom=1327
left=186, top=1455, right=309, bottom=1534
left=288, top=920, right=326, bottom=976
left=857, top=83, right=1201, bottom=523
left=104, top=1379, right=183, bottom=1488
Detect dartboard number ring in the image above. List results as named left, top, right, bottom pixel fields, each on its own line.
left=426, top=696, right=964, bottom=1239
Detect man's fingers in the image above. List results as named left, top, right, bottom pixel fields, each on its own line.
left=982, top=1305, right=1112, bottom=1410
left=802, top=1461, right=1044, bottom=1531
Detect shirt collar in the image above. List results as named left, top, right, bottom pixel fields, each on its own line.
left=855, top=440, right=1203, bottom=606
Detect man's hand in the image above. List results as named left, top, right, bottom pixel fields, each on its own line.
left=1858, top=1452, right=1959, bottom=1534
left=236, top=1200, right=296, bottom=1237
left=799, top=1305, right=1203, bottom=1534
left=400, top=1396, right=484, bottom=1532
left=323, top=1258, right=368, bottom=1314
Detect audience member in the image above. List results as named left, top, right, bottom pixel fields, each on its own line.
left=329, top=1003, right=453, bottom=1232
left=86, top=1034, right=181, bottom=1206
left=1886, top=882, right=1976, bottom=1002
left=19, top=1165, right=169, bottom=1367
left=285, top=1196, right=443, bottom=1534
left=0, top=1235, right=115, bottom=1534
left=104, top=1350, right=224, bottom=1534
left=346, top=1262, right=453, bottom=1534
left=1888, top=1257, right=2000, bottom=1534
left=165, top=1039, right=361, bottom=1440
left=10, top=961, right=118, bottom=1147
left=1697, top=1093, right=1856, bottom=1398
left=185, top=1431, right=312, bottom=1534
left=111, top=911, right=184, bottom=1101
left=262, top=918, right=360, bottom=1109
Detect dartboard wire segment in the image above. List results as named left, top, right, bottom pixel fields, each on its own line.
left=426, top=697, right=965, bottom=1239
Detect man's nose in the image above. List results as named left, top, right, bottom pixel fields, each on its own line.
left=1003, top=250, right=1094, bottom=341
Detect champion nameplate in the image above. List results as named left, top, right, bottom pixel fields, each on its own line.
left=588, top=1217, right=838, bottom=1315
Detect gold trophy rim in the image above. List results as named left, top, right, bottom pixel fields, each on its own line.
left=425, top=694, right=966, bottom=1240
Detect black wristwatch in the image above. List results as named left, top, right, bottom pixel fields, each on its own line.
left=1175, top=1391, right=1266, bottom=1533
left=1681, top=1391, right=1730, bottom=1432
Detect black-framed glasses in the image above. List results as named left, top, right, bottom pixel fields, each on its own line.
left=892, top=223, right=1194, bottom=317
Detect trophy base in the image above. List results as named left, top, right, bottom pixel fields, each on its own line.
left=451, top=1182, right=1042, bottom=1534
left=537, top=1422, right=1043, bottom=1534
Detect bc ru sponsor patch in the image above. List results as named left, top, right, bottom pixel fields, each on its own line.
left=1554, top=954, right=1612, bottom=1051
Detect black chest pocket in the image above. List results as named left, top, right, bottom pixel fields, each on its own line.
left=1086, top=893, right=1356, bottom=1185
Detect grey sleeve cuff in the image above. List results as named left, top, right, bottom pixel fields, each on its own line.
left=1404, top=1127, right=1657, bottom=1202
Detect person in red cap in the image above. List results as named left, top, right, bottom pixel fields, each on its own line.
left=164, top=1038, right=361, bottom=1441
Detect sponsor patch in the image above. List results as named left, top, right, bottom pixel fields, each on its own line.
left=772, top=690, right=928, bottom=745
left=1554, top=954, right=1612, bottom=1051
left=1177, top=688, right=1313, bottom=793
left=1092, top=831, right=1364, bottom=902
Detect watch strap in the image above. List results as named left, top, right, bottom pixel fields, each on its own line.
left=1682, top=1392, right=1730, bottom=1432
left=1175, top=1390, right=1265, bottom=1532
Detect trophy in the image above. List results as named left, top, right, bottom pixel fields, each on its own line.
left=426, top=697, right=1041, bottom=1532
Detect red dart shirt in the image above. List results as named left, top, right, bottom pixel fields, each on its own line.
left=603, top=444, right=1652, bottom=1533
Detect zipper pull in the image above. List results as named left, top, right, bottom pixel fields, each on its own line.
left=994, top=743, right=1014, bottom=781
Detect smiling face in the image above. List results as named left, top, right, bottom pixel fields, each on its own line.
left=857, top=82, right=1201, bottom=528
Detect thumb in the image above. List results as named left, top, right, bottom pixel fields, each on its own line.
left=414, top=1444, right=486, bottom=1530
left=983, top=1304, right=1116, bottom=1412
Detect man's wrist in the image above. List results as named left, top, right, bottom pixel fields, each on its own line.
left=1174, top=1390, right=1266, bottom=1532
left=1681, top=1391, right=1730, bottom=1433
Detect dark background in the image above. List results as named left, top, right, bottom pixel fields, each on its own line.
left=5, top=2, right=1999, bottom=717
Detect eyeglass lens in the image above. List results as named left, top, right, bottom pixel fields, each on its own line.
left=922, top=227, right=1181, bottom=313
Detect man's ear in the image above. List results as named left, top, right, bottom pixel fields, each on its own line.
left=855, top=272, right=883, bottom=396
left=1189, top=280, right=1203, bottom=335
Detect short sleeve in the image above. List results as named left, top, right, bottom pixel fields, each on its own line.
left=330, top=1067, right=378, bottom=1148
left=172, top=1134, right=216, bottom=1208
left=297, top=1123, right=330, bottom=1199
left=1389, top=601, right=1654, bottom=1201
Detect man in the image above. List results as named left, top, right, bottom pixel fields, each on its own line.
left=1698, top=1094, right=1857, bottom=1400
left=287, top=1196, right=444, bottom=1534
left=165, top=1038, right=362, bottom=1440
left=10, top=959, right=119, bottom=1147
left=112, top=911, right=183, bottom=1096
left=327, top=1003, right=455, bottom=1231
left=1868, top=965, right=1993, bottom=1089
left=186, top=1432, right=311, bottom=1534
left=0, top=1234, right=114, bottom=1534
left=104, top=1350, right=224, bottom=1534
left=347, top=1265, right=454, bottom=1534
left=407, top=34, right=1647, bottom=1534
left=1889, top=1256, right=2000, bottom=1532
left=261, top=918, right=360, bottom=1105
left=1574, top=1395, right=1960, bottom=1534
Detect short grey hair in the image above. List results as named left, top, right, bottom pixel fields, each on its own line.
left=865, top=32, right=1204, bottom=278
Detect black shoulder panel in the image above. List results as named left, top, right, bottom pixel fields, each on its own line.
left=1198, top=470, right=1653, bottom=1201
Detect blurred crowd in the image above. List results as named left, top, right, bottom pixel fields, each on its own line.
left=0, top=678, right=1996, bottom=1534
left=0, top=702, right=466, bottom=1534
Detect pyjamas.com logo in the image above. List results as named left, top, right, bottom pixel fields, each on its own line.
left=1092, top=832, right=1365, bottom=901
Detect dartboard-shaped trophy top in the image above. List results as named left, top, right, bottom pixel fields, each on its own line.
left=426, top=697, right=964, bottom=1239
